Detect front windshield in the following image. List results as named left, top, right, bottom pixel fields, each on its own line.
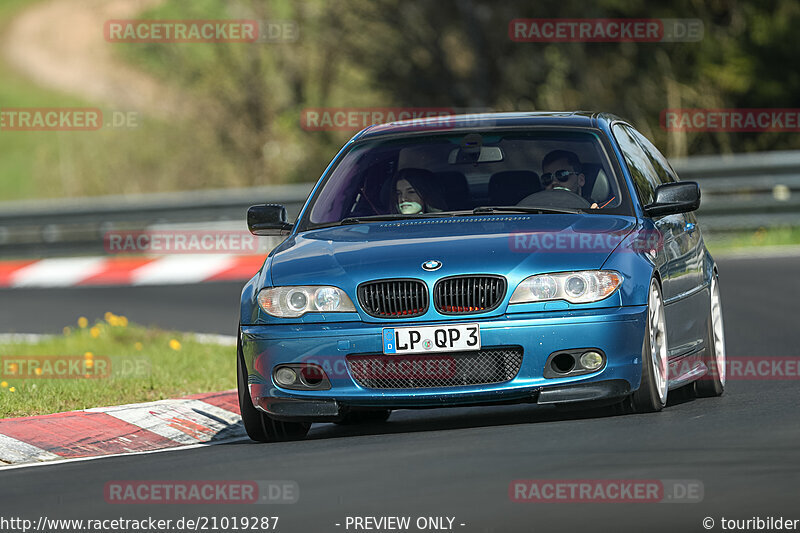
left=305, top=130, right=629, bottom=228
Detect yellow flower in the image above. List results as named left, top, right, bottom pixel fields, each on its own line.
left=1, top=381, right=7, bottom=388
left=104, top=311, right=115, bottom=322
left=9, top=387, right=15, bottom=392
left=63, top=326, right=72, bottom=336
left=84, top=351, right=94, bottom=359
left=119, top=316, right=129, bottom=327
left=108, top=316, right=119, bottom=327
left=78, top=317, right=89, bottom=328
left=85, top=360, right=94, bottom=369
left=34, top=368, right=43, bottom=376
left=134, top=342, right=143, bottom=351
left=169, top=339, right=181, bottom=351
left=8, top=363, right=18, bottom=374
left=90, top=327, right=101, bottom=338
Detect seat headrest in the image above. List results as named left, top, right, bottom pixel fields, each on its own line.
left=488, top=170, right=541, bottom=206
left=590, top=169, right=611, bottom=202
left=434, top=171, right=471, bottom=210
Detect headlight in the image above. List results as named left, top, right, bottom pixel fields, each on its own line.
left=509, top=271, right=622, bottom=304
left=257, top=286, right=356, bottom=317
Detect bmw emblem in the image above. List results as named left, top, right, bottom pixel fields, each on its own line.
left=422, top=260, right=442, bottom=271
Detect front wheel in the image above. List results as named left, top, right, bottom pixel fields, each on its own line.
left=237, top=336, right=310, bottom=442
left=625, top=278, right=669, bottom=413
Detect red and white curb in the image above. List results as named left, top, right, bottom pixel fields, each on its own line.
left=0, top=390, right=244, bottom=466
left=0, top=255, right=265, bottom=288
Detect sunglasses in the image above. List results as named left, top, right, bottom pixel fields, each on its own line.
left=541, top=169, right=578, bottom=185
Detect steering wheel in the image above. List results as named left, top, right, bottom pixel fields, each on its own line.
left=517, top=188, right=592, bottom=209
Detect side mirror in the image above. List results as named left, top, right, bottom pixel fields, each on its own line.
left=247, top=204, right=293, bottom=236
left=643, top=182, right=701, bottom=218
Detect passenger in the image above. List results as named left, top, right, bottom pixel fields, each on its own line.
left=391, top=168, right=445, bottom=214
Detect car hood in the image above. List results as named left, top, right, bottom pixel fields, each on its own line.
left=269, top=214, right=637, bottom=287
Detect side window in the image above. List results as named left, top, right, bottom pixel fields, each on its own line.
left=629, top=127, right=677, bottom=184
left=612, top=124, right=660, bottom=206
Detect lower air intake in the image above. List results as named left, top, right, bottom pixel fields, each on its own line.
left=346, top=346, right=523, bottom=389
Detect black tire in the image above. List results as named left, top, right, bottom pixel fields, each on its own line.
left=237, top=336, right=310, bottom=442
left=334, top=409, right=392, bottom=425
left=624, top=278, right=668, bottom=413
left=695, top=273, right=725, bottom=397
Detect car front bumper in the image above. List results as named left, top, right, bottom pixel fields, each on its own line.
left=240, top=305, right=646, bottom=421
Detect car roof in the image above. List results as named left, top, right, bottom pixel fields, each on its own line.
left=355, top=111, right=623, bottom=140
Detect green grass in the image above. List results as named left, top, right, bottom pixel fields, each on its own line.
left=704, top=227, right=800, bottom=254
left=0, top=0, right=40, bottom=19
left=115, top=0, right=233, bottom=81
left=0, top=0, right=90, bottom=201
left=0, top=0, right=244, bottom=201
left=0, top=313, right=235, bottom=418
left=0, top=70, right=88, bottom=200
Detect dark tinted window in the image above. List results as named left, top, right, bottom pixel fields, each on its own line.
left=305, top=130, right=628, bottom=227
left=612, top=124, right=660, bottom=206
left=628, top=127, right=677, bottom=184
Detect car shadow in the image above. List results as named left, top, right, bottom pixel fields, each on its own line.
left=302, top=401, right=637, bottom=441
left=665, top=383, right=698, bottom=407
left=219, top=386, right=705, bottom=445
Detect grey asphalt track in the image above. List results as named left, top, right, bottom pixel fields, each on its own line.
left=0, top=254, right=798, bottom=532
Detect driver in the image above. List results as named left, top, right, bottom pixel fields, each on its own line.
left=541, top=150, right=599, bottom=209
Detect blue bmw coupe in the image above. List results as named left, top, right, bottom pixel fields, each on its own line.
left=238, top=112, right=726, bottom=441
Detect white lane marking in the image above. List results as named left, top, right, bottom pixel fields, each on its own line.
left=0, top=434, right=61, bottom=464
left=95, top=398, right=244, bottom=445
left=714, top=245, right=800, bottom=259
left=82, top=394, right=235, bottom=413
left=0, top=245, right=796, bottom=289
left=130, top=255, right=235, bottom=285
left=191, top=333, right=237, bottom=346
left=0, top=393, right=243, bottom=468
left=10, top=257, right=107, bottom=287
left=0, top=435, right=251, bottom=471
left=0, top=333, right=53, bottom=343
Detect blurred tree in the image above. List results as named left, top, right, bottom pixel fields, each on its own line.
left=62, top=0, right=800, bottom=195
left=335, top=0, right=800, bottom=157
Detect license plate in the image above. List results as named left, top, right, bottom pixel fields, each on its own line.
left=383, top=323, right=480, bottom=355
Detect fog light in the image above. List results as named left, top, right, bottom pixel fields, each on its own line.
left=579, top=351, right=604, bottom=371
left=274, top=367, right=298, bottom=386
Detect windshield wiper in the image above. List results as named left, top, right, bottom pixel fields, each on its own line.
left=339, top=211, right=472, bottom=225
left=472, top=205, right=582, bottom=215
